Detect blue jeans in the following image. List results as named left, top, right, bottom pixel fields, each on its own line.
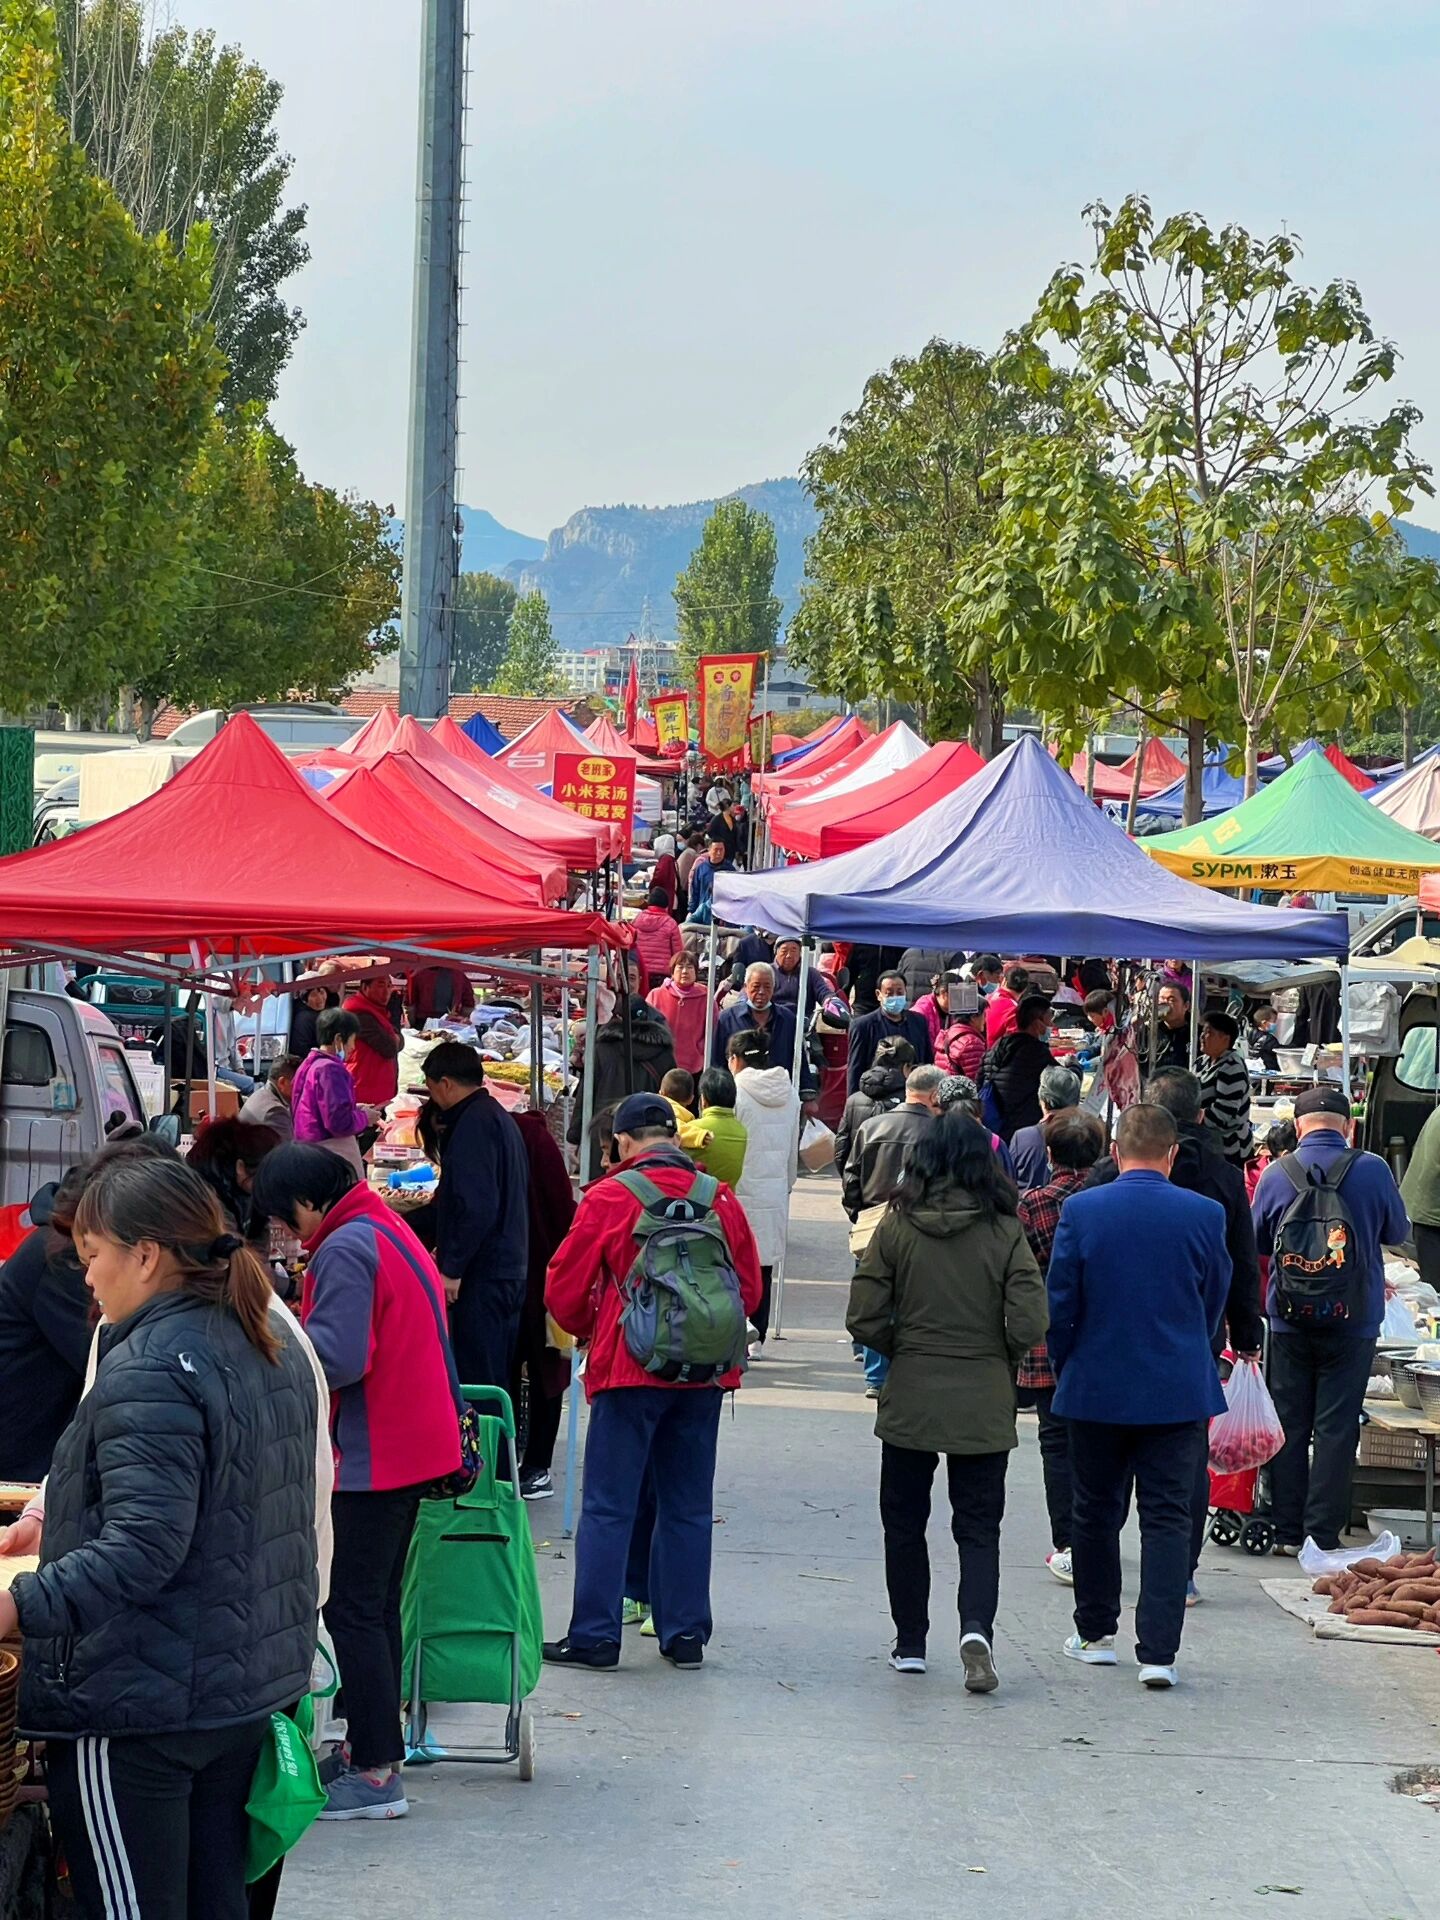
left=864, top=1348, right=890, bottom=1388
left=570, top=1388, right=724, bottom=1652
left=215, top=1066, right=256, bottom=1096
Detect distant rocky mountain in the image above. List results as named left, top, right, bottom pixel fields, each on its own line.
left=457, top=506, right=544, bottom=574
left=495, top=478, right=817, bottom=652
left=1399, top=519, right=1440, bottom=563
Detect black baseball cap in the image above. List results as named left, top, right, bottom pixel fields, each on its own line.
left=1294, top=1085, right=1350, bottom=1119
left=613, top=1093, right=678, bottom=1136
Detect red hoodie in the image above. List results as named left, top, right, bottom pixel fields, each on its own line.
left=546, top=1147, right=762, bottom=1398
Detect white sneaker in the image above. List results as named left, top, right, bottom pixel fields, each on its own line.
left=746, top=1322, right=761, bottom=1344
left=1046, top=1549, right=1074, bottom=1586
left=1062, top=1633, right=1117, bottom=1666
left=889, top=1649, right=926, bottom=1674
left=1139, top=1663, right=1178, bottom=1689
left=960, top=1632, right=998, bottom=1694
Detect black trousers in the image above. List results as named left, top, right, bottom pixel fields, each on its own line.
left=47, top=1720, right=268, bottom=1920
left=1268, top=1327, right=1374, bottom=1549
left=1070, top=1418, right=1207, bottom=1667
left=519, top=1376, right=564, bottom=1478
left=879, top=1442, right=1008, bottom=1654
left=752, top=1265, right=773, bottom=1343
left=1415, top=1222, right=1440, bottom=1297
left=1033, top=1387, right=1073, bottom=1552
left=449, top=1287, right=521, bottom=1392
left=325, top=1484, right=422, bottom=1770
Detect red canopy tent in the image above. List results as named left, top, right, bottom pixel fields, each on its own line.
left=496, top=706, right=593, bottom=782
left=429, top=713, right=495, bottom=767
left=377, top=719, right=614, bottom=865
left=1068, top=737, right=1185, bottom=802
left=753, top=717, right=875, bottom=801
left=343, top=707, right=400, bottom=757
left=320, top=763, right=554, bottom=908
left=586, top=713, right=673, bottom=779
left=771, top=740, right=987, bottom=857
left=627, top=713, right=661, bottom=754
left=0, top=715, right=622, bottom=959
left=332, top=753, right=571, bottom=903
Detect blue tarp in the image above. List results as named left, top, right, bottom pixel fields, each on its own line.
left=461, top=712, right=506, bottom=755
left=712, top=734, right=1348, bottom=959
left=1138, top=746, right=1246, bottom=821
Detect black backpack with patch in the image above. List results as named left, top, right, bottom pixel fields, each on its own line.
left=1271, top=1150, right=1366, bottom=1326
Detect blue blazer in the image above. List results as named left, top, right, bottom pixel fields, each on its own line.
left=1046, top=1170, right=1230, bottom=1425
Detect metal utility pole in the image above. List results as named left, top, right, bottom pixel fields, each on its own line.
left=398, top=0, right=466, bottom=719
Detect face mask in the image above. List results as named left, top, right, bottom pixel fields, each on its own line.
left=882, top=994, right=907, bottom=1016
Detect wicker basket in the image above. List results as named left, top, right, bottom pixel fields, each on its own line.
left=0, top=1649, right=18, bottom=1831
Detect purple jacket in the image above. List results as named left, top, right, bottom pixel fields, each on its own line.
left=292, top=1047, right=366, bottom=1145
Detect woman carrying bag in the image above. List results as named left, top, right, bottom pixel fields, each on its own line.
left=847, top=1111, right=1047, bottom=1693
left=1, top=1155, right=319, bottom=1920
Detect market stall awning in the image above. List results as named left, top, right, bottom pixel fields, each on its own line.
left=770, top=714, right=853, bottom=768
left=782, top=722, right=930, bottom=809
left=753, top=717, right=877, bottom=800
left=1143, top=751, right=1440, bottom=893
left=714, top=733, right=1347, bottom=958
left=1136, top=746, right=1246, bottom=820
left=343, top=707, right=401, bottom=757
left=585, top=713, right=674, bottom=780
left=320, top=763, right=554, bottom=907
left=771, top=740, right=986, bottom=858
left=459, top=710, right=507, bottom=755
left=0, top=715, right=623, bottom=959
left=1259, top=739, right=1376, bottom=792
left=346, top=754, right=574, bottom=900
left=1068, top=737, right=1185, bottom=802
left=430, top=714, right=493, bottom=766
left=1369, top=749, right=1440, bottom=839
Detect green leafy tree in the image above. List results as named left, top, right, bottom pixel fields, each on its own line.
left=956, top=196, right=1435, bottom=815
left=673, top=499, right=782, bottom=690
left=453, top=571, right=517, bottom=691
left=493, top=590, right=562, bottom=696
left=788, top=339, right=1062, bottom=751
left=56, top=0, right=308, bottom=406
left=0, top=0, right=223, bottom=716
left=131, top=410, right=400, bottom=731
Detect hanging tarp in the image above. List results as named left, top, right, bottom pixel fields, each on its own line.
left=772, top=741, right=986, bottom=858
left=1144, top=751, right=1440, bottom=894
left=715, top=734, right=1346, bottom=958
left=0, top=715, right=623, bottom=959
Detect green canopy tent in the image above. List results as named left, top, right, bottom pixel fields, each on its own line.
left=1142, top=751, right=1440, bottom=897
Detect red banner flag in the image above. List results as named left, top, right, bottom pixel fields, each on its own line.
left=552, top=749, right=636, bottom=858
left=651, top=690, right=690, bottom=755
left=697, top=654, right=759, bottom=769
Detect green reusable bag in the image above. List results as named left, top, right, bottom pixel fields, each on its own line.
left=245, top=1696, right=327, bottom=1883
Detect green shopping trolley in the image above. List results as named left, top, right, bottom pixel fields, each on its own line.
left=401, top=1385, right=543, bottom=1779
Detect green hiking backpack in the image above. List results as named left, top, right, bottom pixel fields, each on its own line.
left=614, top=1168, right=749, bottom=1383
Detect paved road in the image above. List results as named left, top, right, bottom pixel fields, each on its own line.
left=281, top=1174, right=1439, bottom=1918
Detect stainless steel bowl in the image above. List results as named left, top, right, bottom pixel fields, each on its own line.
left=1412, top=1369, right=1440, bottom=1421
left=1396, top=1364, right=1426, bottom=1411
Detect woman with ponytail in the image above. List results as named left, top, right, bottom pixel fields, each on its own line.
left=0, top=1155, right=319, bottom=1920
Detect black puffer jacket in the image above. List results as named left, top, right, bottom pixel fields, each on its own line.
left=15, top=1292, right=318, bottom=1740
left=834, top=1063, right=907, bottom=1176
left=983, top=1032, right=1057, bottom=1139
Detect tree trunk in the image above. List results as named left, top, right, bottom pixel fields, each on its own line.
left=988, top=682, right=1005, bottom=759
left=1403, top=704, right=1415, bottom=770
left=1084, top=730, right=1097, bottom=800
left=1243, top=727, right=1260, bottom=800
left=1126, top=733, right=1148, bottom=833
left=137, top=696, right=157, bottom=743
left=1183, top=717, right=1206, bottom=826
left=970, top=666, right=992, bottom=758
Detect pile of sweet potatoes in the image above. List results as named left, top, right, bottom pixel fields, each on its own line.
left=1312, top=1548, right=1440, bottom=1628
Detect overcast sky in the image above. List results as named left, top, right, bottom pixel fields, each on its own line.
left=173, top=0, right=1440, bottom=538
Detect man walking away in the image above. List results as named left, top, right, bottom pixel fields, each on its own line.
left=834, top=1035, right=916, bottom=1178
left=1197, top=1012, right=1254, bottom=1167
left=1016, top=1108, right=1106, bottom=1586
left=543, top=1094, right=762, bottom=1670
left=1009, top=1065, right=1081, bottom=1192
left=1252, top=1085, right=1409, bottom=1553
left=1046, top=1104, right=1229, bottom=1688
left=422, top=1043, right=530, bottom=1394
left=847, top=972, right=931, bottom=1094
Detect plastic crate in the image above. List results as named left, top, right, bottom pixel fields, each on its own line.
left=1358, top=1427, right=1431, bottom=1473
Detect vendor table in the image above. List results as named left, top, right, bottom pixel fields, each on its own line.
left=1362, top=1399, right=1440, bottom=1545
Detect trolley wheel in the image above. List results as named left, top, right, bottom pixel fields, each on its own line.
left=517, top=1707, right=536, bottom=1782
left=1241, top=1518, right=1276, bottom=1557
left=1208, top=1509, right=1242, bottom=1549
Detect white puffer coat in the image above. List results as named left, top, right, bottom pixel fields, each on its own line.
left=733, top=1065, right=801, bottom=1267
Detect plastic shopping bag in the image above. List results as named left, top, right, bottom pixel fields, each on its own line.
left=1208, top=1358, right=1285, bottom=1474
left=1298, top=1531, right=1402, bottom=1579
left=799, top=1117, right=836, bottom=1172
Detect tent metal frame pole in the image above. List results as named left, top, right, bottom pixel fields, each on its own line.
left=772, top=935, right=813, bottom=1341
left=703, top=921, right=719, bottom=1065
left=560, top=971, right=572, bottom=1145
left=528, top=950, right=543, bottom=1112
left=1189, top=959, right=1201, bottom=1068
left=564, top=941, right=602, bottom=1540
left=1340, top=962, right=1352, bottom=1121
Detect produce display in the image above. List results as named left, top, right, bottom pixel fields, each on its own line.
left=1312, top=1549, right=1440, bottom=1629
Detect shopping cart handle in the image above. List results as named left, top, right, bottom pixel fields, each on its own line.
left=458, top=1383, right=517, bottom=1438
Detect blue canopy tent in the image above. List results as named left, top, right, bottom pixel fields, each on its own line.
left=1135, top=746, right=1245, bottom=822
left=461, top=711, right=506, bottom=755
left=713, top=734, right=1347, bottom=960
